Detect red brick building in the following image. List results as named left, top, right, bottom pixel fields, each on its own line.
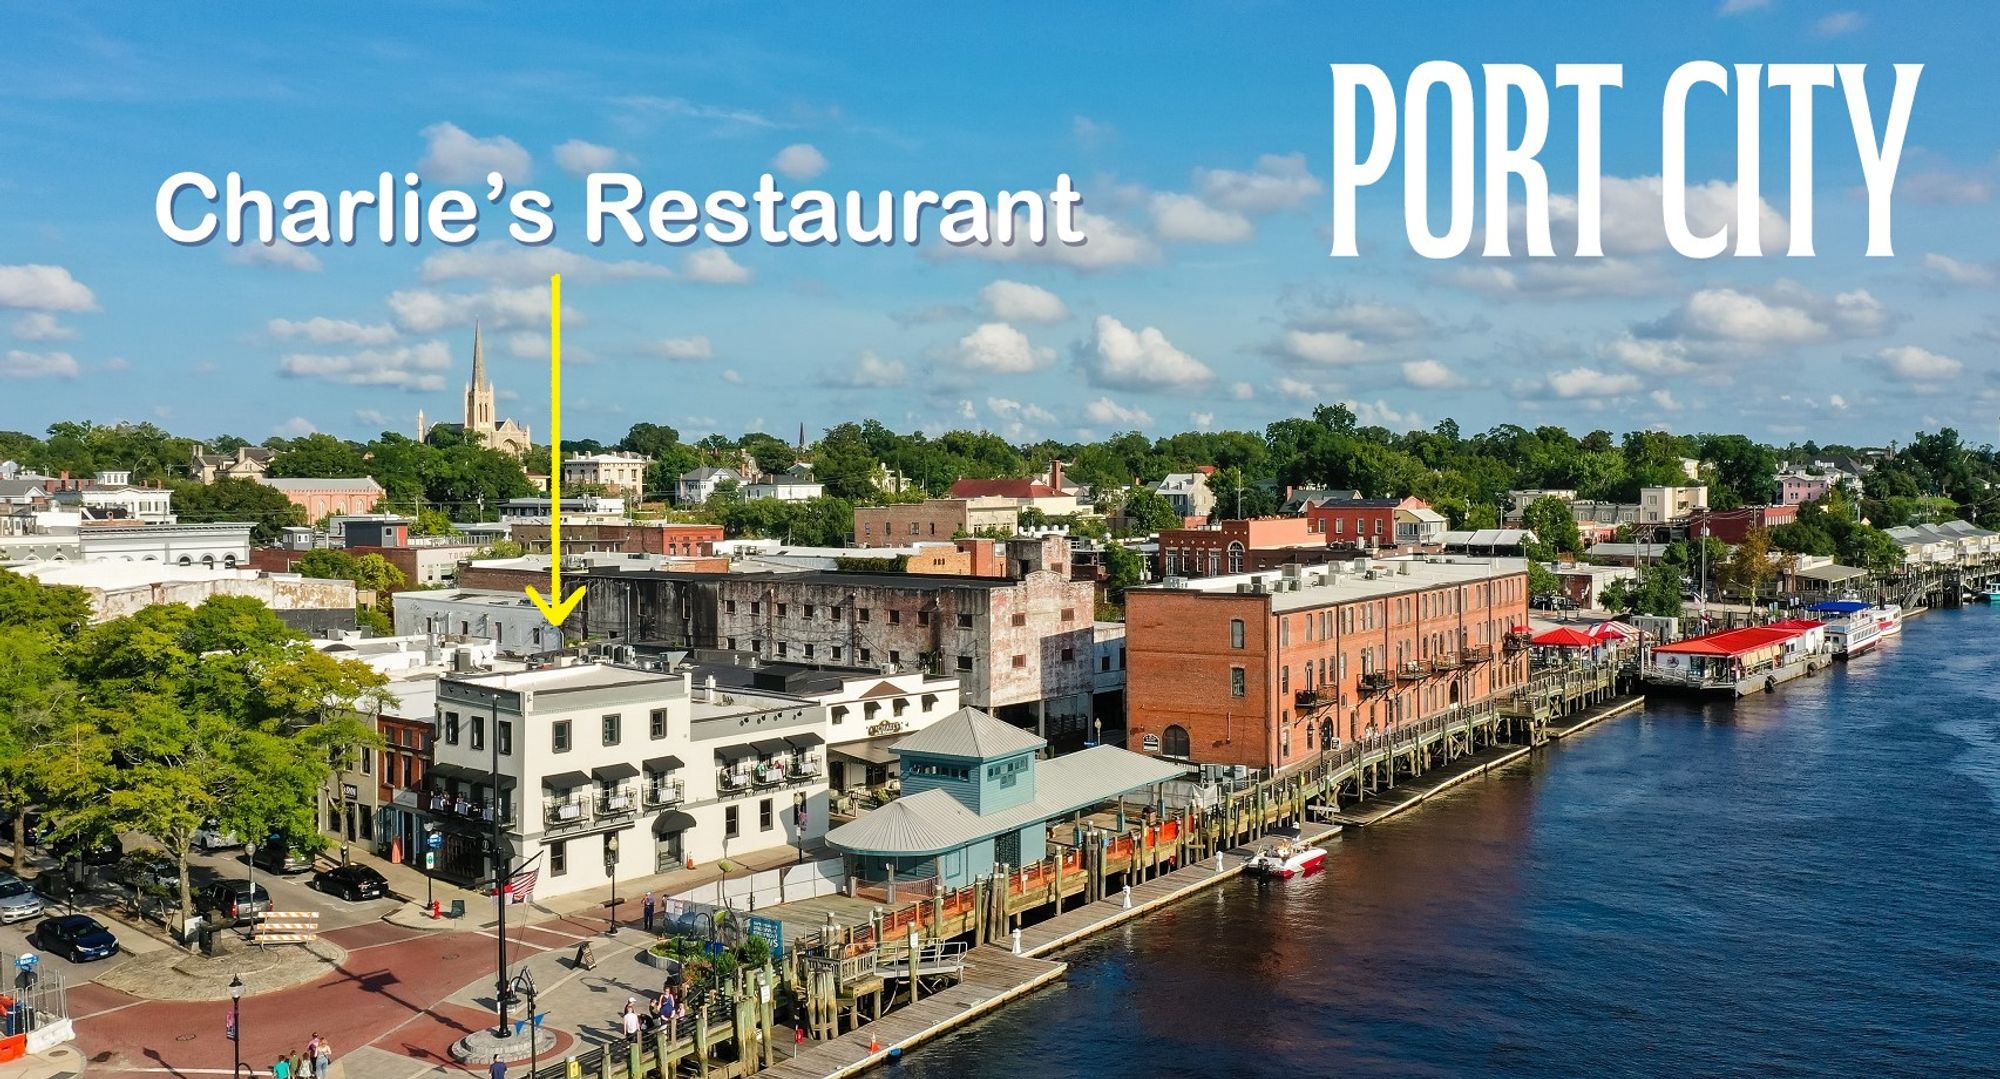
left=1156, top=517, right=1345, bottom=579
left=508, top=521, right=722, bottom=556
left=1125, top=556, right=1531, bottom=771
left=1685, top=505, right=1799, bottom=545
left=1303, top=496, right=1429, bottom=546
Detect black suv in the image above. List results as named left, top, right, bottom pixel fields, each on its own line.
left=198, top=880, right=273, bottom=924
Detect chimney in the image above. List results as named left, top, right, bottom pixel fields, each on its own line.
left=1049, top=459, right=1065, bottom=493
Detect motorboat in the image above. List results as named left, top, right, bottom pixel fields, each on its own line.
left=1809, top=599, right=1882, bottom=658
left=1245, top=839, right=1326, bottom=879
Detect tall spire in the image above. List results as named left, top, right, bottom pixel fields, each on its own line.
left=470, top=320, right=487, bottom=390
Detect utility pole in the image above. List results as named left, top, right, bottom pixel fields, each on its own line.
left=488, top=685, right=512, bottom=1039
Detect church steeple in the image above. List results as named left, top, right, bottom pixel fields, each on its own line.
left=470, top=320, right=488, bottom=391
left=465, top=321, right=494, bottom=431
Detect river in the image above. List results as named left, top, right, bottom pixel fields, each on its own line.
left=894, top=606, right=2000, bottom=1078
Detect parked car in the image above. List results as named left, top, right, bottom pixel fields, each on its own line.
left=0, top=873, right=45, bottom=924
left=30, top=914, right=120, bottom=962
left=117, top=849, right=179, bottom=892
left=50, top=833, right=123, bottom=867
left=312, top=864, right=388, bottom=902
left=193, top=822, right=242, bottom=852
left=198, top=880, right=272, bottom=924
left=250, top=839, right=312, bottom=874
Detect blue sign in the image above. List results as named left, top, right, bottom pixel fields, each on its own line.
left=15, top=954, right=38, bottom=971
left=748, top=915, right=784, bottom=958
left=426, top=832, right=444, bottom=850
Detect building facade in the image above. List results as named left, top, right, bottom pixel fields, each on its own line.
left=1155, top=517, right=1340, bottom=579
left=1124, top=556, right=1532, bottom=771
left=394, top=588, right=566, bottom=655
left=1304, top=496, right=1430, bottom=546
left=1639, top=485, right=1708, bottom=525
left=563, top=452, right=651, bottom=498
left=258, top=477, right=385, bottom=520
left=854, top=498, right=1021, bottom=547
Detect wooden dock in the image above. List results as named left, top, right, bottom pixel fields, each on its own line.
left=1319, top=741, right=1534, bottom=827
left=1546, top=695, right=1645, bottom=741
left=760, top=947, right=1065, bottom=1079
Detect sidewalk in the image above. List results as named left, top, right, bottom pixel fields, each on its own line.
left=0, top=1043, right=84, bottom=1079
left=537, top=841, right=834, bottom=926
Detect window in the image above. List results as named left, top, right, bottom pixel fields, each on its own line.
left=1101, top=654, right=1112, bottom=672
left=1061, top=607, right=1075, bottom=622
left=889, top=609, right=902, bottom=625
left=1011, top=612, right=1026, bottom=627
left=918, top=610, right=934, bottom=627
left=1230, top=667, right=1246, bottom=697
left=777, top=603, right=788, bottom=618
left=1060, top=646, right=1074, bottom=662
left=444, top=712, right=461, bottom=745
left=602, top=714, right=621, bottom=746
left=650, top=709, right=668, bottom=739
left=831, top=646, right=843, bottom=662
left=470, top=716, right=485, bottom=751
left=831, top=607, right=843, bottom=621
left=957, top=612, right=973, bottom=629
left=751, top=639, right=764, bottom=654
left=860, top=648, right=872, bottom=663
left=776, top=642, right=789, bottom=658
left=804, top=605, right=815, bottom=620
left=759, top=798, right=774, bottom=831
left=859, top=607, right=871, bottom=622
left=957, top=655, right=974, bottom=672
left=726, top=600, right=737, bottom=614
left=751, top=601, right=761, bottom=615
left=832, top=705, right=849, bottom=724
left=1161, top=724, right=1191, bottom=757
left=724, top=805, right=740, bottom=839
left=1230, top=619, right=1245, bottom=649
left=726, top=637, right=737, bottom=650
left=804, top=643, right=815, bottom=659
left=359, top=747, right=372, bottom=775
left=889, top=650, right=902, bottom=665
left=1011, top=654, right=1027, bottom=669
left=497, top=721, right=512, bottom=756
left=550, top=840, right=567, bottom=876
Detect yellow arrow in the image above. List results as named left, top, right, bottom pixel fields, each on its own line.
left=526, top=273, right=586, bottom=627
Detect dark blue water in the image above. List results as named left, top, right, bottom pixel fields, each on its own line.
left=897, top=607, right=2000, bottom=1078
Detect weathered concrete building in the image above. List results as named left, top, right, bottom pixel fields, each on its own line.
left=854, top=497, right=1021, bottom=547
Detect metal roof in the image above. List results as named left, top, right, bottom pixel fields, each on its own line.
left=1795, top=564, right=1869, bottom=582
left=1441, top=529, right=1537, bottom=547
left=891, top=707, right=1046, bottom=760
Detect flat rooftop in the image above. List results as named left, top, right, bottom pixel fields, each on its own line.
left=1136, top=555, right=1527, bottom=612
left=447, top=661, right=685, bottom=696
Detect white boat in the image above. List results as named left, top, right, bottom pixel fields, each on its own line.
left=1811, top=600, right=1882, bottom=658
left=1873, top=604, right=1903, bottom=637
left=1245, top=840, right=1326, bottom=879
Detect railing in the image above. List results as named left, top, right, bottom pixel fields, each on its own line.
left=1358, top=671, right=1392, bottom=694
left=1504, top=630, right=1535, bottom=652
left=643, top=778, right=685, bottom=807
left=1462, top=644, right=1494, bottom=663
left=543, top=794, right=591, bottom=825
left=430, top=792, right=509, bottom=824
left=1430, top=653, right=1461, bottom=672
left=1295, top=689, right=1331, bottom=709
left=1396, top=661, right=1427, bottom=682
left=595, top=785, right=637, bottom=817
left=717, top=768, right=752, bottom=793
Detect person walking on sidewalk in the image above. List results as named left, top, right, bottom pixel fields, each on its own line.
left=621, top=998, right=641, bottom=1047
left=641, top=891, right=656, bottom=934
left=273, top=1056, right=292, bottom=1079
left=303, top=1036, right=319, bottom=1079
left=316, top=1036, right=333, bottom=1078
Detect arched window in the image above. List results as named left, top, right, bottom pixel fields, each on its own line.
left=1226, top=542, right=1244, bottom=574
left=201, top=554, right=216, bottom=568
left=178, top=556, right=192, bottom=566
left=1161, top=724, right=1191, bottom=758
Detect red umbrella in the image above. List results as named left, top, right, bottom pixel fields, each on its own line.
left=1589, top=622, right=1631, bottom=640
left=1530, top=626, right=1597, bottom=648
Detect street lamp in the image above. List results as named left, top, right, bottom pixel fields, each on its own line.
left=229, top=975, right=245, bottom=1079
left=603, top=833, right=620, bottom=936
left=511, top=970, right=539, bottom=1079
left=422, top=822, right=436, bottom=914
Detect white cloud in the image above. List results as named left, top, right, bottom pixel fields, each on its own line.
left=953, top=210, right=1158, bottom=270
left=1717, top=0, right=1768, bottom=12
left=419, top=122, right=531, bottom=183
left=979, top=280, right=1068, bottom=323
left=228, top=241, right=323, bottom=272
left=1291, top=298, right=1435, bottom=341
left=1815, top=11, right=1865, bottom=36
left=1828, top=394, right=1848, bottom=411
left=821, top=351, right=908, bottom=388
left=1346, top=399, right=1425, bottom=431
left=953, top=322, right=1054, bottom=374
left=354, top=409, right=391, bottom=427
left=1921, top=253, right=1998, bottom=287
left=721, top=369, right=744, bottom=384
left=1650, top=389, right=1684, bottom=412
left=1189, top=410, right=1215, bottom=431
left=272, top=417, right=317, bottom=437
left=1279, top=329, right=1370, bottom=366
left=1194, top=153, right=1322, bottom=213
left=1072, top=115, right=1115, bottom=148
left=0, top=265, right=96, bottom=311
left=1876, top=345, right=1963, bottom=381
left=1602, top=333, right=1697, bottom=374
left=10, top=312, right=72, bottom=341
left=771, top=143, right=828, bottom=180
left=0, top=350, right=80, bottom=379
left=1149, top=193, right=1253, bottom=243
left=1400, top=359, right=1462, bottom=389
left=1273, top=376, right=1321, bottom=399
left=1645, top=283, right=1892, bottom=347
left=387, top=287, right=560, bottom=333
left=1443, top=259, right=1661, bottom=299
left=986, top=397, right=1057, bottom=436
left=553, top=139, right=623, bottom=176
left=277, top=341, right=454, bottom=391
left=651, top=335, right=714, bottom=362
left=1478, top=175, right=1788, bottom=260
left=1084, top=396, right=1154, bottom=427
left=1544, top=367, right=1643, bottom=399
left=683, top=249, right=752, bottom=284
left=420, top=248, right=670, bottom=284
left=267, top=317, right=399, bottom=346
left=1229, top=382, right=1255, bottom=400
left=1081, top=315, right=1213, bottom=391
left=1901, top=169, right=1994, bottom=205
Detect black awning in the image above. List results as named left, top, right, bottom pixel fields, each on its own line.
left=643, top=755, right=685, bottom=773
left=749, top=737, right=790, bottom=756
left=540, top=770, right=590, bottom=790
left=785, top=732, right=825, bottom=749
left=714, top=745, right=758, bottom=764
left=429, top=762, right=515, bottom=788
left=592, top=762, right=640, bottom=782
left=652, top=810, right=697, bottom=836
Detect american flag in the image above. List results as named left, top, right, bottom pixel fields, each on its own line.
left=497, top=865, right=537, bottom=903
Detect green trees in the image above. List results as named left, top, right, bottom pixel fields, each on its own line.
left=1119, top=488, right=1184, bottom=535
left=171, top=478, right=307, bottom=543
left=297, top=550, right=408, bottom=594
left=268, top=433, right=370, bottom=478
left=1520, top=495, right=1583, bottom=557
left=1720, top=527, right=1782, bottom=605
left=1600, top=564, right=1685, bottom=617
left=0, top=573, right=386, bottom=931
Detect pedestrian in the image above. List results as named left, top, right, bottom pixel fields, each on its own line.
left=488, top=1057, right=506, bottom=1079
left=286, top=1051, right=302, bottom=1079
left=316, top=1036, right=332, bottom=1078
left=273, top=1056, right=291, bottom=1079
left=302, top=1036, right=319, bottom=1079
left=641, top=890, right=656, bottom=934
left=621, top=997, right=641, bottom=1046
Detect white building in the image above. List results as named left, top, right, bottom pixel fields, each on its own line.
left=393, top=588, right=566, bottom=655
left=1152, top=472, right=1215, bottom=520
left=1639, top=485, right=1708, bottom=525
left=676, top=467, right=742, bottom=505
left=75, top=472, right=175, bottom=524
left=498, top=495, right=626, bottom=522
left=742, top=463, right=825, bottom=503
left=77, top=521, right=253, bottom=566
left=563, top=452, right=651, bottom=499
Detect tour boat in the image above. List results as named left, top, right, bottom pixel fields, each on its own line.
left=1872, top=604, right=1903, bottom=638
left=1978, top=584, right=2000, bottom=603
left=1245, top=840, right=1326, bottom=879
left=1809, top=599, right=1882, bottom=658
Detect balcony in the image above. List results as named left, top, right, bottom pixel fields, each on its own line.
left=1396, top=661, right=1427, bottom=682
left=543, top=795, right=591, bottom=826
left=1430, top=653, right=1461, bottom=672
left=642, top=778, right=685, bottom=807
left=1462, top=644, right=1494, bottom=663
left=718, top=768, right=753, bottom=794
left=793, top=754, right=823, bottom=778
left=594, top=785, right=637, bottom=819
left=1359, top=671, right=1393, bottom=694
left=1504, top=629, right=1535, bottom=652
left=429, top=791, right=509, bottom=825
left=754, top=761, right=789, bottom=786
left=1294, top=689, right=1332, bottom=710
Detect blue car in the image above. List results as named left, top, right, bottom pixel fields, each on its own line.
left=31, top=914, right=120, bottom=962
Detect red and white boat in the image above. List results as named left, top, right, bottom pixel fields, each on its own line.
left=1874, top=604, right=1903, bottom=638
left=1245, top=840, right=1326, bottom=879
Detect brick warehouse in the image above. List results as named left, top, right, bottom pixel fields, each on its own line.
left=1124, top=555, right=1531, bottom=772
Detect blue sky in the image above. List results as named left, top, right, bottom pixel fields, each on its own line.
left=3, top=2, right=1997, bottom=448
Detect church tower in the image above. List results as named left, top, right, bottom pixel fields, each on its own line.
left=464, top=322, right=494, bottom=431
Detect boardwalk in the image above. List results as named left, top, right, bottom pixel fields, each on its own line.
left=760, top=948, right=1065, bottom=1079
